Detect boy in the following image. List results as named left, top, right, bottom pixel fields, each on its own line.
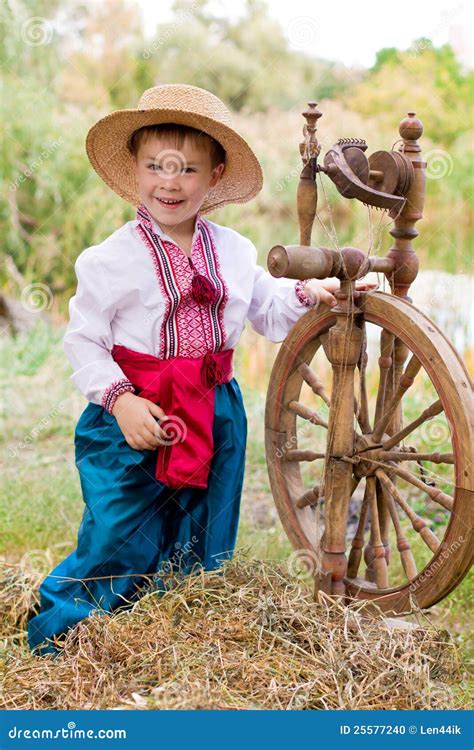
left=28, top=84, right=369, bottom=656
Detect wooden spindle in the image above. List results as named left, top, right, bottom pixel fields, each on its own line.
left=297, top=102, right=322, bottom=246
left=319, top=285, right=363, bottom=596
left=366, top=476, right=389, bottom=588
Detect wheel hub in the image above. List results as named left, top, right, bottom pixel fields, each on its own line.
left=352, top=434, right=393, bottom=478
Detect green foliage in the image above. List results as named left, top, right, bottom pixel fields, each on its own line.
left=143, top=0, right=351, bottom=111
left=0, top=319, right=61, bottom=376
left=350, top=41, right=472, bottom=147
left=371, top=47, right=400, bottom=72
left=1, top=0, right=472, bottom=312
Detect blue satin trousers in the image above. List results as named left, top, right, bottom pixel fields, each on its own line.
left=27, top=379, right=247, bottom=655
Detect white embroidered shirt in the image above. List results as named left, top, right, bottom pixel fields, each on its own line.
left=63, top=214, right=316, bottom=413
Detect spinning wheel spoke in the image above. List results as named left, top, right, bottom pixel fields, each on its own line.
left=363, top=476, right=389, bottom=588
left=347, top=486, right=370, bottom=578
left=376, top=470, right=441, bottom=553
left=360, top=458, right=454, bottom=511
left=356, top=325, right=371, bottom=434
left=382, top=400, right=443, bottom=451
left=376, top=475, right=391, bottom=569
left=372, top=354, right=422, bottom=443
left=379, top=482, right=418, bottom=581
left=379, top=450, right=454, bottom=464
left=287, top=400, right=328, bottom=428
left=374, top=329, right=395, bottom=429
left=296, top=485, right=321, bottom=509
left=297, top=363, right=331, bottom=406
left=286, top=450, right=325, bottom=462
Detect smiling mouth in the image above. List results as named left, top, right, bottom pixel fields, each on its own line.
left=155, top=197, right=184, bottom=207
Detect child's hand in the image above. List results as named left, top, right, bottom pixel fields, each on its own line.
left=111, top=392, right=170, bottom=450
left=304, top=278, right=379, bottom=307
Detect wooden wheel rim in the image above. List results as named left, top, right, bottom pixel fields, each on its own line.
left=265, top=291, right=474, bottom=614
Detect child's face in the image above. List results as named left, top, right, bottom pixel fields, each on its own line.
left=132, top=135, right=225, bottom=231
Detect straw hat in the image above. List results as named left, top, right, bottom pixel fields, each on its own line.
left=85, top=84, right=263, bottom=214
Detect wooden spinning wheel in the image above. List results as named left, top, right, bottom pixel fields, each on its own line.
left=265, top=105, right=474, bottom=614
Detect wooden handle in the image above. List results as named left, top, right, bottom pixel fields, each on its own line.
left=267, top=244, right=340, bottom=280
left=297, top=161, right=318, bottom=246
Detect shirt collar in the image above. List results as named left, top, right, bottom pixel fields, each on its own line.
left=148, top=212, right=203, bottom=246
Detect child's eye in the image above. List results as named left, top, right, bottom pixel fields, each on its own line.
left=147, top=165, right=196, bottom=173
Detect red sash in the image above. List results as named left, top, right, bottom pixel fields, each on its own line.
left=111, top=345, right=234, bottom=489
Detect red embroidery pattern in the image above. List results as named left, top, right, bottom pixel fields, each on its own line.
left=161, top=237, right=209, bottom=357
left=295, top=278, right=317, bottom=307
left=197, top=221, right=228, bottom=351
left=135, top=222, right=176, bottom=358
left=102, top=378, right=135, bottom=414
left=135, top=206, right=228, bottom=359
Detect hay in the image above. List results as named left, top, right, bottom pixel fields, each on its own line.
left=0, top=551, right=462, bottom=710
left=0, top=560, right=41, bottom=639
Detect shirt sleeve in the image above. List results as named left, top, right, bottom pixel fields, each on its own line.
left=63, top=251, right=135, bottom=413
left=246, top=245, right=318, bottom=343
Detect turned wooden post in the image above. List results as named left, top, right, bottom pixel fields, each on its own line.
left=319, top=281, right=363, bottom=596
left=381, top=115, right=426, bottom=440
left=386, top=113, right=426, bottom=300
left=297, top=102, right=322, bottom=246
left=368, top=113, right=427, bottom=576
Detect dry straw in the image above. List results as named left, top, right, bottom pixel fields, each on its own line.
left=0, top=561, right=41, bottom=639
left=0, top=551, right=464, bottom=710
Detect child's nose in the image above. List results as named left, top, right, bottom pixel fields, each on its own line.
left=159, top=171, right=181, bottom=189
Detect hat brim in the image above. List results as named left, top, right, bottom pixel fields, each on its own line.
left=85, top=108, right=263, bottom=214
